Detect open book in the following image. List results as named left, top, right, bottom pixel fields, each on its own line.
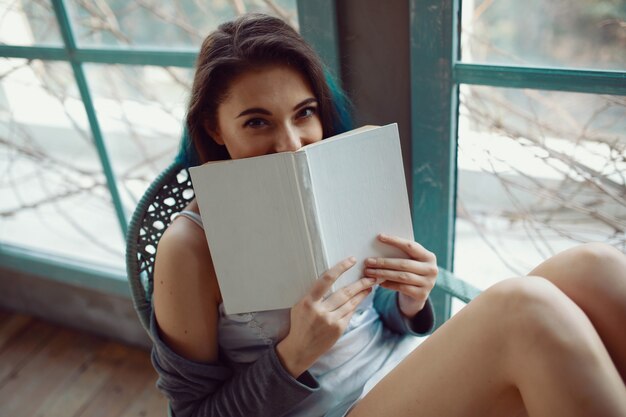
left=189, top=123, right=414, bottom=314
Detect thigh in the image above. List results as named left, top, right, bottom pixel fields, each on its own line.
left=528, top=243, right=626, bottom=379
left=348, top=280, right=527, bottom=417
left=348, top=274, right=626, bottom=417
left=527, top=243, right=626, bottom=343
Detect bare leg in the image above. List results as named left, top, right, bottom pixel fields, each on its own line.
left=348, top=277, right=626, bottom=417
left=528, top=243, right=626, bottom=381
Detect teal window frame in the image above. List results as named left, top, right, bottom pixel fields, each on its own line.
left=1, top=0, right=623, bottom=308
left=0, top=0, right=331, bottom=296
left=410, top=0, right=625, bottom=326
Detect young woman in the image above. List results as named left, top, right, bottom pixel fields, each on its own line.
left=151, top=13, right=626, bottom=417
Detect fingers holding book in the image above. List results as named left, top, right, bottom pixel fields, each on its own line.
left=376, top=233, right=437, bottom=263
left=308, top=256, right=359, bottom=300
left=322, top=275, right=377, bottom=312
left=364, top=234, right=438, bottom=317
left=275, top=257, right=376, bottom=378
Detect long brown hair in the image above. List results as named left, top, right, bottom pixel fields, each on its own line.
left=185, top=13, right=343, bottom=164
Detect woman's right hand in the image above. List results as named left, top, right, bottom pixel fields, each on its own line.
left=275, top=257, right=377, bottom=377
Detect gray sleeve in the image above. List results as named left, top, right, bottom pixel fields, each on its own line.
left=373, top=287, right=435, bottom=336
left=149, top=312, right=320, bottom=417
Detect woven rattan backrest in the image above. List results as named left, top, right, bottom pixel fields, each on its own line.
left=125, top=161, right=194, bottom=333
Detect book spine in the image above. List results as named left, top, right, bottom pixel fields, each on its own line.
left=292, top=152, right=328, bottom=278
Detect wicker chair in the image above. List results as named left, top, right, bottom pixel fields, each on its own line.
left=125, top=161, right=482, bottom=336
left=126, top=160, right=194, bottom=334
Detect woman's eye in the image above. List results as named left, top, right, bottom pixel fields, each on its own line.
left=243, top=118, right=268, bottom=128
left=297, top=106, right=317, bottom=119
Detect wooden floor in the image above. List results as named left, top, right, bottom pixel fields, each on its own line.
left=0, top=309, right=168, bottom=417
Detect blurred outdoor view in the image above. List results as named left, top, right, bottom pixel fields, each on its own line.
left=455, top=0, right=626, bottom=294
left=0, top=0, right=298, bottom=268
left=1, top=0, right=624, bottom=294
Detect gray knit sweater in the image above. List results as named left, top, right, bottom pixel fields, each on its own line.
left=150, top=288, right=434, bottom=417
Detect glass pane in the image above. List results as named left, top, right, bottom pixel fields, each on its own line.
left=455, top=85, right=626, bottom=291
left=0, top=0, right=63, bottom=46
left=83, top=64, right=193, bottom=208
left=66, top=0, right=298, bottom=48
left=461, top=0, right=626, bottom=70
left=0, top=58, right=125, bottom=268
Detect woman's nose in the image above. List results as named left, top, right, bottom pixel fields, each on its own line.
left=274, top=125, right=303, bottom=153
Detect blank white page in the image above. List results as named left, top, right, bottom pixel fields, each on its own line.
left=190, top=153, right=316, bottom=314
left=304, top=124, right=414, bottom=290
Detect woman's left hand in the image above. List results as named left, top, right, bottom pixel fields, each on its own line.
left=364, top=234, right=438, bottom=318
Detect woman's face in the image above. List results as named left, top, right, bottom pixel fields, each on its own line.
left=208, top=64, right=323, bottom=159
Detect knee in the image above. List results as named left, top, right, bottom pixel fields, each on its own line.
left=577, top=242, right=625, bottom=267
left=567, top=242, right=626, bottom=287
left=485, top=278, right=594, bottom=352
left=487, top=277, right=569, bottom=321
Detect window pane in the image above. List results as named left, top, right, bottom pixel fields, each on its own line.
left=65, top=0, right=298, bottom=48
left=0, top=58, right=125, bottom=268
left=0, top=0, right=63, bottom=46
left=461, top=0, right=626, bottom=70
left=82, top=64, right=193, bottom=208
left=455, top=85, right=626, bottom=290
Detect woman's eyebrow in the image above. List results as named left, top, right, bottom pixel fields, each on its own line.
left=293, top=97, right=317, bottom=110
left=235, top=98, right=317, bottom=118
left=236, top=107, right=272, bottom=118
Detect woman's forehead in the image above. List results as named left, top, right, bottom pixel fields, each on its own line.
left=220, top=65, right=316, bottom=110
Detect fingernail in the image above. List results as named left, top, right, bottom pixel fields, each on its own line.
left=379, top=233, right=387, bottom=240
left=348, top=256, right=356, bottom=263
left=366, top=257, right=377, bottom=265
